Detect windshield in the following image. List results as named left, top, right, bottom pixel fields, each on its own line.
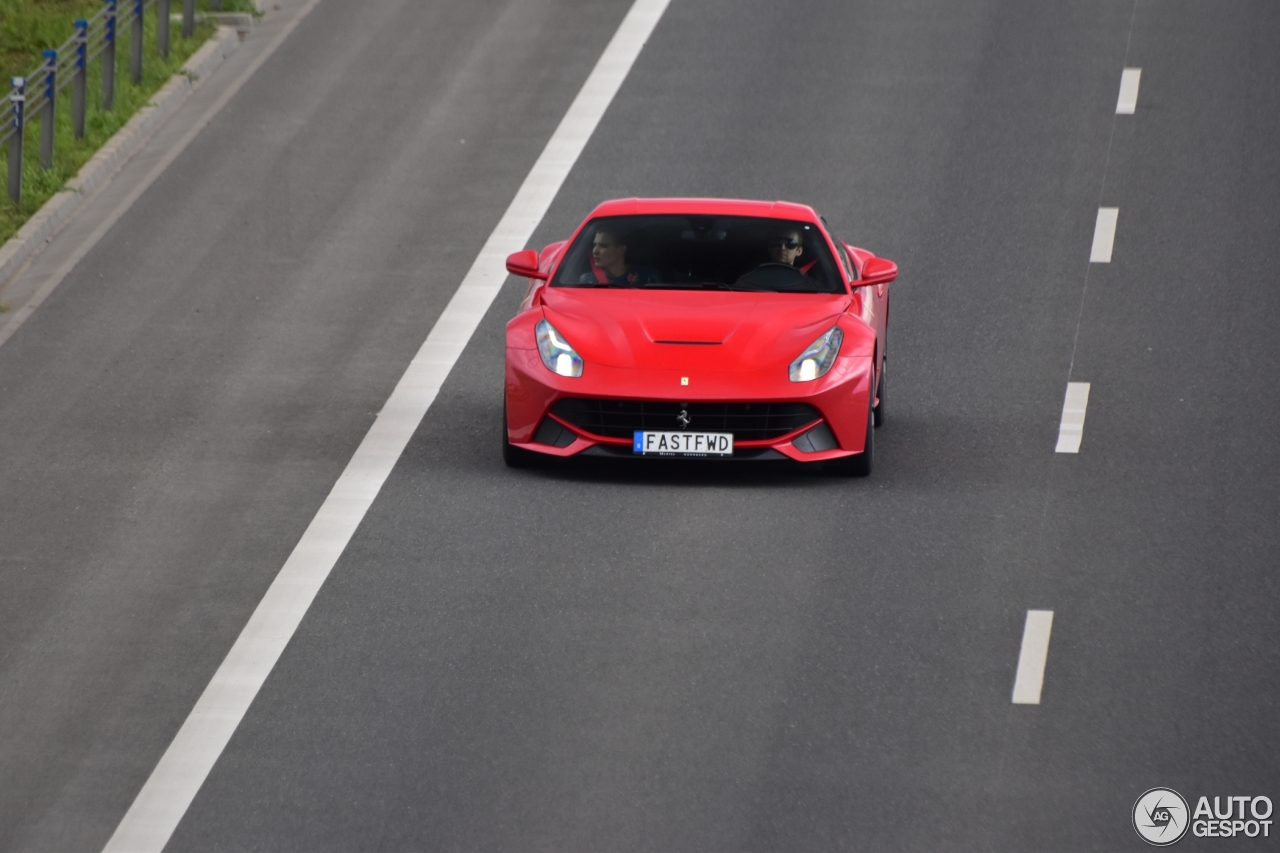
left=551, top=214, right=845, bottom=294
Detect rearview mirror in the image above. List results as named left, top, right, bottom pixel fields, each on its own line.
left=860, top=256, right=897, bottom=286
left=506, top=249, right=548, bottom=280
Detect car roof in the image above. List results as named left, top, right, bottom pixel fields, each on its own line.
left=585, top=198, right=822, bottom=223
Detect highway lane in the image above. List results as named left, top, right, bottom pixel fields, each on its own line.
left=0, top=1, right=635, bottom=850
left=0, top=0, right=1276, bottom=851
left=1030, top=1, right=1280, bottom=844
left=159, top=3, right=1118, bottom=845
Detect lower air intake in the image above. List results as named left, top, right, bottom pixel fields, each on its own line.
left=550, top=399, right=821, bottom=441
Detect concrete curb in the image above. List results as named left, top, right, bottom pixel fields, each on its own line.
left=173, top=13, right=256, bottom=36
left=0, top=25, right=243, bottom=293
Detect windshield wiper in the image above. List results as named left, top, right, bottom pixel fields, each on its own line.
left=643, top=281, right=757, bottom=291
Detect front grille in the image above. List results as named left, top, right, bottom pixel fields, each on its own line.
left=550, top=398, right=821, bottom=441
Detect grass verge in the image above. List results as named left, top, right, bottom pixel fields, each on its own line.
left=1, top=0, right=253, bottom=244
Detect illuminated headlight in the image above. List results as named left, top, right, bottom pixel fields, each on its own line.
left=536, top=319, right=583, bottom=378
left=789, top=326, right=843, bottom=382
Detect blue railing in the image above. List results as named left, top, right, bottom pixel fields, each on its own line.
left=3, top=0, right=204, bottom=205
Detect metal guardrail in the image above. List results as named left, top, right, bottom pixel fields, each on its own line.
left=3, top=0, right=206, bottom=206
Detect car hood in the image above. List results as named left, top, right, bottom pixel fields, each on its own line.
left=541, top=287, right=851, bottom=371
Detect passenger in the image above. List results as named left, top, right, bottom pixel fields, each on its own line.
left=767, top=227, right=818, bottom=274
left=580, top=229, right=661, bottom=285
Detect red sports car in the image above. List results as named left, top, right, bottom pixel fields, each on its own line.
left=502, top=198, right=896, bottom=475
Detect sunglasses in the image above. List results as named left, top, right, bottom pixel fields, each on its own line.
left=769, top=237, right=801, bottom=250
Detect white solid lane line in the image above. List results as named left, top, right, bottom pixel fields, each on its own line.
left=100, top=2, right=672, bottom=851
left=1012, top=610, right=1054, bottom=705
left=1116, top=67, right=1142, bottom=114
left=1055, top=381, right=1091, bottom=454
left=1090, top=207, right=1119, bottom=263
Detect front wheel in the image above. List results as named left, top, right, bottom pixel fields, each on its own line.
left=872, top=359, right=886, bottom=428
left=827, top=392, right=873, bottom=478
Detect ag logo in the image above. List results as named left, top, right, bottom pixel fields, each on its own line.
left=1134, top=788, right=1190, bottom=846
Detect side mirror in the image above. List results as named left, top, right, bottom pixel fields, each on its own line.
left=506, top=249, right=548, bottom=280
left=859, top=256, right=897, bottom=286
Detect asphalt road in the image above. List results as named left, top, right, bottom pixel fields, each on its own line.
left=1, top=0, right=1278, bottom=851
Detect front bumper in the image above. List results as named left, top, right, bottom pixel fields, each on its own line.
left=504, top=348, right=873, bottom=462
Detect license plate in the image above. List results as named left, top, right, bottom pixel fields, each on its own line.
left=633, top=431, right=734, bottom=456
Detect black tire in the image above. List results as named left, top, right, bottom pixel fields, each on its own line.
left=828, top=392, right=874, bottom=477
left=872, top=359, right=886, bottom=428
left=502, top=399, right=538, bottom=468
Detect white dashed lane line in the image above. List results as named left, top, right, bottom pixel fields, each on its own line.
left=1055, top=381, right=1091, bottom=453
left=1090, top=207, right=1119, bottom=263
left=1012, top=610, right=1055, bottom=705
left=1116, top=67, right=1142, bottom=114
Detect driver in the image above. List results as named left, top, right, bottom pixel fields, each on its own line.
left=767, top=227, right=818, bottom=274
left=580, top=229, right=661, bottom=285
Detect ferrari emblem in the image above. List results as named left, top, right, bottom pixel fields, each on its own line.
left=680, top=376, right=689, bottom=386
left=676, top=409, right=691, bottom=428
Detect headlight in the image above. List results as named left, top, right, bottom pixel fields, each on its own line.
left=789, top=326, right=843, bottom=382
left=536, top=319, right=583, bottom=377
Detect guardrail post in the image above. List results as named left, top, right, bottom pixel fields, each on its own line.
left=102, top=0, right=117, bottom=111
left=73, top=21, right=88, bottom=138
left=40, top=51, right=56, bottom=169
left=182, top=0, right=195, bottom=39
left=7, top=78, right=24, bottom=206
left=130, top=0, right=144, bottom=84
left=158, top=0, right=170, bottom=59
